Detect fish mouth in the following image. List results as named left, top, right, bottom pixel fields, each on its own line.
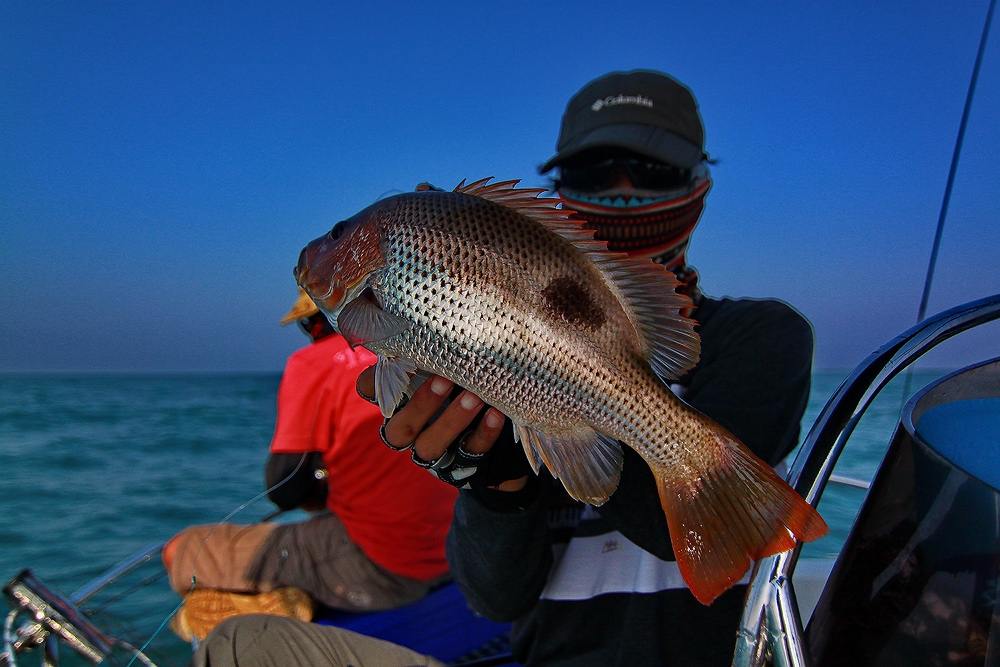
left=319, top=275, right=373, bottom=325
left=294, top=270, right=340, bottom=312
left=311, top=281, right=337, bottom=302
left=295, top=242, right=369, bottom=315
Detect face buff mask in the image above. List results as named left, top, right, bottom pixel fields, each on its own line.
left=559, top=166, right=711, bottom=310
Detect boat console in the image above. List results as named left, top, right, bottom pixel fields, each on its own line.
left=808, top=360, right=1000, bottom=665
left=734, top=294, right=1000, bottom=667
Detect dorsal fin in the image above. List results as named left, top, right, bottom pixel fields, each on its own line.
left=454, top=177, right=575, bottom=227
left=454, top=177, right=700, bottom=381
left=592, top=256, right=700, bottom=381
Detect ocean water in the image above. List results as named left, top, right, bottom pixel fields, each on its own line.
left=0, top=369, right=949, bottom=666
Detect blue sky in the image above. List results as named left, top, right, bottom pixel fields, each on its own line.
left=2, top=1, right=998, bottom=372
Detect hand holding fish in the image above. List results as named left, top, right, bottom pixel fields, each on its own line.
left=355, top=367, right=530, bottom=492
left=297, top=178, right=827, bottom=604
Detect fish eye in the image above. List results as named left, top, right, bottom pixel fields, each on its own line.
left=329, top=221, right=346, bottom=241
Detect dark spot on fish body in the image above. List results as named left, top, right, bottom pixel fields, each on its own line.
left=542, top=276, right=605, bottom=329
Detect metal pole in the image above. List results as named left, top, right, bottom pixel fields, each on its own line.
left=901, top=0, right=997, bottom=402
left=70, top=542, right=164, bottom=606
left=915, top=0, right=995, bottom=325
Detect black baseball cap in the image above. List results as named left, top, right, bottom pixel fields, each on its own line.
left=540, top=70, right=706, bottom=173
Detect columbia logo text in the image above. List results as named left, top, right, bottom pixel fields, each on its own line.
left=591, top=94, right=653, bottom=112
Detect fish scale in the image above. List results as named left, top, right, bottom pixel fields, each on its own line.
left=374, top=198, right=634, bottom=431
left=374, top=191, right=698, bottom=453
left=296, top=177, right=827, bottom=605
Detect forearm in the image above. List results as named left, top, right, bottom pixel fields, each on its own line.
left=446, top=486, right=553, bottom=621
left=264, top=452, right=327, bottom=511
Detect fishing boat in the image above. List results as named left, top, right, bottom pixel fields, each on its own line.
left=5, top=4, right=997, bottom=659
left=4, top=294, right=998, bottom=666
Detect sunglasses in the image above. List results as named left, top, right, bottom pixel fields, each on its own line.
left=558, top=158, right=692, bottom=193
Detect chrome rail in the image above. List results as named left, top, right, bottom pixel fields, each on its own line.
left=732, top=293, right=1000, bottom=667
left=827, top=474, right=869, bottom=490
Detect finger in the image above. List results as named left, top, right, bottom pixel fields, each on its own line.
left=413, top=390, right=484, bottom=462
left=383, top=375, right=454, bottom=450
left=356, top=366, right=377, bottom=404
left=461, top=407, right=506, bottom=455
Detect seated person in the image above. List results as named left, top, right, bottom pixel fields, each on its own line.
left=162, top=289, right=458, bottom=640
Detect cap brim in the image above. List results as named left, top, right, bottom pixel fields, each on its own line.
left=279, top=290, right=320, bottom=326
left=540, top=124, right=703, bottom=173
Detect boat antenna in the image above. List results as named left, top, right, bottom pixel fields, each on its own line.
left=901, top=0, right=995, bottom=401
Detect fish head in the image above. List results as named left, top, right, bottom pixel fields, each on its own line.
left=295, top=205, right=386, bottom=324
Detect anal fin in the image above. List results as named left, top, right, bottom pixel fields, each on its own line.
left=513, top=424, right=543, bottom=475
left=516, top=424, right=623, bottom=506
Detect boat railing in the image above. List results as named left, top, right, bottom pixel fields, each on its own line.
left=732, top=293, right=1000, bottom=667
left=826, top=474, right=868, bottom=490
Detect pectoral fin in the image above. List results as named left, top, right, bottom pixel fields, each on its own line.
left=337, top=289, right=411, bottom=348
left=516, top=424, right=623, bottom=506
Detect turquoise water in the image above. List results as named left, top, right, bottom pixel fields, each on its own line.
left=0, top=370, right=947, bottom=665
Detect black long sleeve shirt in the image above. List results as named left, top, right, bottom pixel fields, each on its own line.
left=446, top=296, right=814, bottom=666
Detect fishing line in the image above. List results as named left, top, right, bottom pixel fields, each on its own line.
left=126, top=450, right=311, bottom=666
left=83, top=570, right=168, bottom=617
left=900, top=0, right=995, bottom=405
left=182, top=449, right=309, bottom=588
left=124, top=596, right=186, bottom=667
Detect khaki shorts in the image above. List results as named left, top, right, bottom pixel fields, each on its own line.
left=193, top=614, right=446, bottom=667
left=167, top=513, right=435, bottom=611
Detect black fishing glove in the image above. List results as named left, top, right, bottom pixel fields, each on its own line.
left=372, top=381, right=537, bottom=505
left=363, top=359, right=538, bottom=508
left=465, top=420, right=541, bottom=511
left=410, top=415, right=540, bottom=511
left=414, top=417, right=531, bottom=485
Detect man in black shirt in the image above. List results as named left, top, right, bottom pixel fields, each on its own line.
left=371, top=70, right=814, bottom=666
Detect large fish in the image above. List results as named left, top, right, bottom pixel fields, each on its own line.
left=295, top=178, right=826, bottom=604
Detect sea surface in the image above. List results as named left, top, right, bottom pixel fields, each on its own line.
left=0, top=369, right=951, bottom=665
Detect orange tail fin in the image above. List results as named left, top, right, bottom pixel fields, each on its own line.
left=652, top=427, right=827, bottom=606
